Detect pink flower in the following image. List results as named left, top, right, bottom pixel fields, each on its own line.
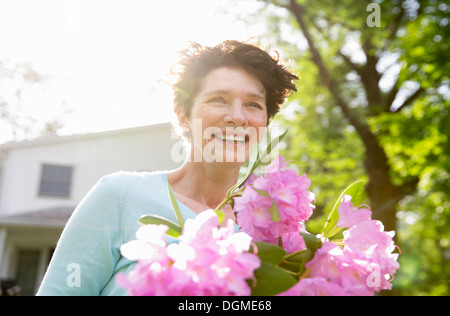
left=344, top=220, right=395, bottom=257
left=116, top=261, right=166, bottom=296
left=234, top=186, right=273, bottom=241
left=343, top=220, right=399, bottom=291
left=303, top=242, right=374, bottom=295
left=235, top=154, right=315, bottom=243
left=337, top=194, right=372, bottom=228
left=282, top=231, right=307, bottom=254
left=117, top=210, right=261, bottom=296
left=168, top=213, right=261, bottom=296
left=300, top=194, right=400, bottom=295
left=254, top=155, right=314, bottom=223
left=306, top=242, right=346, bottom=281
left=279, top=277, right=348, bottom=296
left=119, top=224, right=169, bottom=263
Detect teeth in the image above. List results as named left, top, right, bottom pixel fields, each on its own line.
left=216, top=134, right=246, bottom=143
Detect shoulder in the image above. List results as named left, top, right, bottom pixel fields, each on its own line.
left=71, top=170, right=167, bottom=221
left=100, top=170, right=168, bottom=183
left=91, top=170, right=170, bottom=215
left=101, top=170, right=168, bottom=193
left=93, top=170, right=168, bottom=194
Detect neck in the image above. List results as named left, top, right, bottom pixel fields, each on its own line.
left=168, top=160, right=241, bottom=210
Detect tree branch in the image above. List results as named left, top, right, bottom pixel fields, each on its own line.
left=301, top=9, right=365, bottom=76
left=287, top=0, right=370, bottom=137
left=398, top=176, right=420, bottom=197
left=338, top=50, right=365, bottom=77
left=385, top=84, right=400, bottom=111
left=393, top=86, right=425, bottom=112
left=382, top=3, right=406, bottom=52
left=304, top=7, right=383, bottom=108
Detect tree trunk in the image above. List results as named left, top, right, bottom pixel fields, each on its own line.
left=287, top=0, right=402, bottom=231
left=364, top=139, right=402, bottom=232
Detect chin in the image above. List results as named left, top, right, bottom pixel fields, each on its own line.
left=203, top=150, right=249, bottom=165
left=223, top=150, right=249, bottom=165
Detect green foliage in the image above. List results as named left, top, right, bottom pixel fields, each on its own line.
left=274, top=99, right=367, bottom=234
left=322, top=180, right=365, bottom=239
left=167, top=183, right=185, bottom=227
left=251, top=241, right=286, bottom=265
left=370, top=95, right=450, bottom=295
left=249, top=262, right=297, bottom=296
left=139, top=215, right=182, bottom=238
left=248, top=232, right=323, bottom=295
left=239, top=0, right=450, bottom=295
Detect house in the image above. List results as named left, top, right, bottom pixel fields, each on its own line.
left=0, top=122, right=184, bottom=295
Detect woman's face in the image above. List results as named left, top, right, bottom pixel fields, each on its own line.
left=181, top=67, right=268, bottom=165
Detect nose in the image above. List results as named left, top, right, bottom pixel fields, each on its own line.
left=224, top=101, right=248, bottom=127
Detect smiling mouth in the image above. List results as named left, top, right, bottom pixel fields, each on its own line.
left=213, top=133, right=249, bottom=145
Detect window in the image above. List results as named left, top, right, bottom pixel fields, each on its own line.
left=38, top=164, right=73, bottom=198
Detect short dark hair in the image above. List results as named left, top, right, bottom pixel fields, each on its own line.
left=170, top=40, right=298, bottom=122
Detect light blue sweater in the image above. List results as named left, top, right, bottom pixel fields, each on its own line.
left=37, top=171, right=198, bottom=296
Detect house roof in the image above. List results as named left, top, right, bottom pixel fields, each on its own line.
left=0, top=206, right=74, bottom=229
left=0, top=122, right=175, bottom=150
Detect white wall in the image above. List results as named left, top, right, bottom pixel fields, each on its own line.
left=0, top=123, right=184, bottom=216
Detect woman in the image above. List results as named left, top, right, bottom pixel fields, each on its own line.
left=37, top=40, right=298, bottom=296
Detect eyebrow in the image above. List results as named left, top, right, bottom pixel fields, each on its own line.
left=202, top=89, right=266, bottom=102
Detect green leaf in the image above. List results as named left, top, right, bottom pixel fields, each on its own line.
left=288, top=233, right=323, bottom=276
left=280, top=250, right=307, bottom=274
left=279, top=233, right=322, bottom=276
left=232, top=129, right=288, bottom=194
left=279, top=260, right=303, bottom=274
left=236, top=142, right=260, bottom=188
left=138, top=214, right=183, bottom=238
left=300, top=232, right=323, bottom=253
left=282, top=249, right=307, bottom=263
left=250, top=262, right=297, bottom=296
left=321, top=180, right=365, bottom=238
left=251, top=241, right=286, bottom=265
left=214, top=209, right=225, bottom=224
left=259, top=129, right=288, bottom=163
left=167, top=183, right=184, bottom=227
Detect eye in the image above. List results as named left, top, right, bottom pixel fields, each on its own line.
left=208, top=97, right=224, bottom=103
left=247, top=102, right=263, bottom=109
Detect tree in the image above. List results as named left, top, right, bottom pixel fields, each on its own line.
left=249, top=0, right=449, bottom=234
left=232, top=0, right=449, bottom=294
left=0, top=60, right=65, bottom=143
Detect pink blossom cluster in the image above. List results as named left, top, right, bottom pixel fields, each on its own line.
left=234, top=154, right=315, bottom=252
left=281, top=195, right=400, bottom=296
left=117, top=210, right=260, bottom=296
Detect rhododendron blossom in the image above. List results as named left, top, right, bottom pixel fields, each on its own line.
left=280, top=194, right=400, bottom=296
left=234, top=154, right=315, bottom=250
left=117, top=147, right=400, bottom=296
left=280, top=277, right=348, bottom=296
left=117, top=210, right=260, bottom=296
left=336, top=194, right=371, bottom=228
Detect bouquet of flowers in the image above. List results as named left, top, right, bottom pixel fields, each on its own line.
left=117, top=131, right=400, bottom=296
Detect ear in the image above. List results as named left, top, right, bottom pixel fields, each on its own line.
left=176, top=108, right=189, bottom=128
left=175, top=109, right=191, bottom=139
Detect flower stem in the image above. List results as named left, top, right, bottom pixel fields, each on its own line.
left=284, top=269, right=300, bottom=278
left=214, top=190, right=243, bottom=212
left=282, top=249, right=307, bottom=262
left=278, top=236, right=283, bottom=248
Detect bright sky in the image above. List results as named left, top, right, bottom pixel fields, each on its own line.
left=0, top=0, right=265, bottom=142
